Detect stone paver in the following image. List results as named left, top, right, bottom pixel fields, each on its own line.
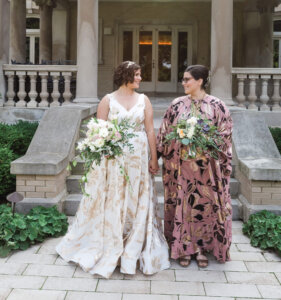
left=258, top=285, right=281, bottom=299
left=97, top=280, right=150, bottom=294
left=246, top=262, right=281, bottom=273
left=151, top=281, right=205, bottom=295
left=43, top=277, right=97, bottom=292
left=0, top=289, right=11, bottom=300
left=204, top=283, right=261, bottom=298
left=66, top=292, right=122, bottom=300
left=225, top=271, right=279, bottom=285
left=0, top=275, right=45, bottom=289
left=6, top=289, right=66, bottom=300
left=0, top=219, right=281, bottom=300
left=0, top=263, right=27, bottom=275
left=23, top=264, right=76, bottom=277
left=175, top=270, right=226, bottom=283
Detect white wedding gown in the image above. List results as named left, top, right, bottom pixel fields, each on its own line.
left=56, top=93, right=170, bottom=278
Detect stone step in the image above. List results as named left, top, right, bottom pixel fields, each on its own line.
left=66, top=174, right=239, bottom=198
left=63, top=193, right=242, bottom=221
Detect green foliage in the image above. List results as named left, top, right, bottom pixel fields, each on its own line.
left=0, top=148, right=17, bottom=196
left=269, top=127, right=281, bottom=154
left=0, top=121, right=38, bottom=199
left=243, top=210, right=281, bottom=255
left=0, top=204, right=68, bottom=257
left=0, top=121, right=38, bottom=156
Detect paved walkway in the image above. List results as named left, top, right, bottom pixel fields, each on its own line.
left=0, top=219, right=280, bottom=300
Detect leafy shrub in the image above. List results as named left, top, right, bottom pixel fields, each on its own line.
left=0, top=121, right=38, bottom=156
left=269, top=127, right=281, bottom=154
left=243, top=210, right=281, bottom=255
left=0, top=204, right=68, bottom=257
left=0, top=121, right=38, bottom=200
left=0, top=148, right=17, bottom=196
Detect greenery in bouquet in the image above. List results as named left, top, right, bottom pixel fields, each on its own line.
left=165, top=114, right=223, bottom=159
left=68, top=117, right=136, bottom=195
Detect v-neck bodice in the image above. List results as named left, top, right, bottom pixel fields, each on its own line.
left=107, top=93, right=146, bottom=129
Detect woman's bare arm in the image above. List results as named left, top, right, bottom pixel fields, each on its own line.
left=96, top=95, right=110, bottom=121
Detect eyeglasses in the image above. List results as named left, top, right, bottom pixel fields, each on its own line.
left=181, top=77, right=193, bottom=83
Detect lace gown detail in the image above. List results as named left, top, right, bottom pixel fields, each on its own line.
left=56, top=93, right=170, bottom=278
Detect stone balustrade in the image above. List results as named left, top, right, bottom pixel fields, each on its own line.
left=232, top=68, right=281, bottom=111
left=2, top=64, right=77, bottom=108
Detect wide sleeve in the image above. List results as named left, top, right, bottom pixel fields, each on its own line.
left=156, top=104, right=176, bottom=158
left=215, top=102, right=233, bottom=176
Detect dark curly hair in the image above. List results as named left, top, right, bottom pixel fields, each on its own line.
left=185, top=65, right=209, bottom=90
left=113, top=61, right=141, bottom=87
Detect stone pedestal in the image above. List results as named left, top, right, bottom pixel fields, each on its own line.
left=0, top=0, right=10, bottom=105
left=210, top=0, right=235, bottom=106
left=9, top=0, right=26, bottom=63
left=39, top=4, right=53, bottom=62
left=74, top=0, right=99, bottom=104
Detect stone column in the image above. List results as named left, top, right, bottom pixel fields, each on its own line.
left=258, top=0, right=276, bottom=67
left=0, top=0, right=10, bottom=105
left=243, top=0, right=260, bottom=67
left=74, top=0, right=99, bottom=103
left=39, top=4, right=53, bottom=62
left=210, top=0, right=235, bottom=106
left=9, top=0, right=26, bottom=63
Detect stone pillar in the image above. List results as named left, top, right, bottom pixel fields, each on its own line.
left=0, top=0, right=10, bottom=105
left=39, top=4, right=53, bottom=62
left=9, top=0, right=26, bottom=63
left=258, top=0, right=275, bottom=67
left=243, top=0, right=260, bottom=67
left=210, top=0, right=235, bottom=106
left=74, top=0, right=99, bottom=103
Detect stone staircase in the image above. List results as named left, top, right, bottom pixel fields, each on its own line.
left=64, top=102, right=241, bottom=220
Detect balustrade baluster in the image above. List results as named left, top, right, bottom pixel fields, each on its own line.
left=5, top=71, right=15, bottom=106
left=50, top=72, right=60, bottom=106
left=16, top=71, right=27, bottom=107
left=27, top=71, right=38, bottom=108
left=259, top=75, right=270, bottom=111
left=236, top=74, right=246, bottom=107
left=272, top=75, right=281, bottom=111
left=247, top=75, right=258, bottom=110
left=62, top=72, right=72, bottom=104
left=39, top=72, right=49, bottom=107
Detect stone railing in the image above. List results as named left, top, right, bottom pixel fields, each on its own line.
left=232, top=68, right=281, bottom=111
left=2, top=64, right=77, bottom=108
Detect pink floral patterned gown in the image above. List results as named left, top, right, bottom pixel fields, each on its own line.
left=157, top=94, right=232, bottom=262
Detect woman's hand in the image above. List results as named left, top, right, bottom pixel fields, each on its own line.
left=149, top=159, right=159, bottom=175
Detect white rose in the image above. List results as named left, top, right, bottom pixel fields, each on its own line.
left=187, top=116, right=198, bottom=126
left=99, top=127, right=109, bottom=138
left=77, top=141, right=86, bottom=151
left=93, top=138, right=105, bottom=148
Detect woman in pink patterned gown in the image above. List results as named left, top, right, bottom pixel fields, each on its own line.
left=157, top=65, right=232, bottom=267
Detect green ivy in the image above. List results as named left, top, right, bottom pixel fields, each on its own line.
left=0, top=204, right=68, bottom=257
left=243, top=210, right=281, bottom=255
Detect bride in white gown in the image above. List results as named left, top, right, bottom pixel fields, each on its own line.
left=56, top=61, right=170, bottom=278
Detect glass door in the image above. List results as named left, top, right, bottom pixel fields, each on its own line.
left=119, top=25, right=192, bottom=93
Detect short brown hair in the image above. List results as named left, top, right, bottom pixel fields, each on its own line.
left=185, top=65, right=209, bottom=90
left=113, top=61, right=141, bottom=87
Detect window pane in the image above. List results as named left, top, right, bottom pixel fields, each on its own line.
left=178, top=32, right=188, bottom=82
left=158, top=31, right=171, bottom=82
left=139, top=31, right=152, bottom=81
left=123, top=31, right=133, bottom=61
left=273, top=39, right=279, bottom=68
left=26, top=18, right=40, bottom=29
left=26, top=37, right=30, bottom=63
left=274, top=20, right=281, bottom=32
left=35, top=37, right=40, bottom=64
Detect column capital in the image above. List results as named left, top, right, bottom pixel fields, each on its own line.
left=34, top=0, right=57, bottom=8
left=257, top=0, right=281, bottom=13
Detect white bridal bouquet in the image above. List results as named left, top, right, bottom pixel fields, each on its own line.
left=69, top=117, right=136, bottom=195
